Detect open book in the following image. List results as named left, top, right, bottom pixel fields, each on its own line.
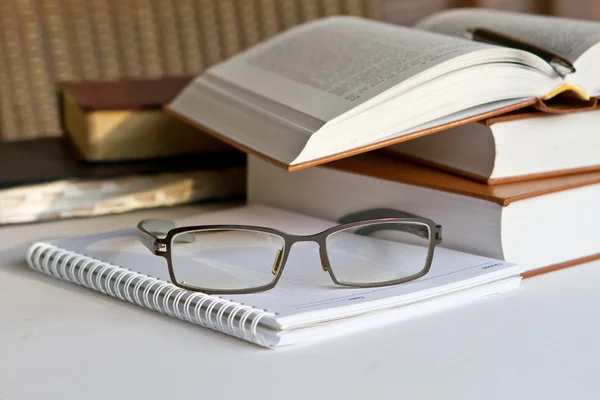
left=167, top=9, right=600, bottom=170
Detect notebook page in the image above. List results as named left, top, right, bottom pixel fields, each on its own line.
left=47, top=206, right=520, bottom=329
left=227, top=238, right=518, bottom=328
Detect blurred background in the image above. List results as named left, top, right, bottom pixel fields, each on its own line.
left=0, top=0, right=598, bottom=143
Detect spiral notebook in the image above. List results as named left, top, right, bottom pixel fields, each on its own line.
left=26, top=206, right=522, bottom=348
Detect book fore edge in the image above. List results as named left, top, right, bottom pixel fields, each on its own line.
left=25, top=242, right=275, bottom=348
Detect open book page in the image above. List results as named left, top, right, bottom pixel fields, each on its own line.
left=205, top=16, right=492, bottom=122
left=417, top=9, right=600, bottom=62
left=48, top=205, right=520, bottom=330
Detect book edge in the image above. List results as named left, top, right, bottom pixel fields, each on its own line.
left=164, top=104, right=292, bottom=170
left=522, top=253, right=600, bottom=278
left=321, top=152, right=600, bottom=206
left=165, top=98, right=539, bottom=171
left=58, top=77, right=194, bottom=112
left=385, top=150, right=600, bottom=186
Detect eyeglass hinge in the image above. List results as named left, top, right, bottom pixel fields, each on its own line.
left=435, top=225, right=442, bottom=242
left=153, top=242, right=167, bottom=254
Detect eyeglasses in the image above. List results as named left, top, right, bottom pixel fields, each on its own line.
left=137, top=208, right=442, bottom=294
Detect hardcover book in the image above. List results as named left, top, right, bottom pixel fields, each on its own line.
left=59, top=77, right=230, bottom=162
left=166, top=9, right=600, bottom=172
left=247, top=153, right=600, bottom=277
left=388, top=108, right=600, bottom=184
left=0, top=138, right=245, bottom=224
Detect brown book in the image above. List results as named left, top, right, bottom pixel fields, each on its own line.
left=247, top=152, right=600, bottom=277
left=166, top=11, right=600, bottom=173
left=59, top=77, right=231, bottom=162
left=326, top=152, right=600, bottom=206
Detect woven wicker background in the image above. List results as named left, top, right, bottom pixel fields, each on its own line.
left=1, top=0, right=598, bottom=142
left=0, top=0, right=382, bottom=142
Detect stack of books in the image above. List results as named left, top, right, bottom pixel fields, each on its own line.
left=1, top=78, right=245, bottom=225
left=25, top=8, right=600, bottom=348
left=166, top=8, right=600, bottom=277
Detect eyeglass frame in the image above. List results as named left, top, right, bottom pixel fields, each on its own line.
left=137, top=208, right=443, bottom=295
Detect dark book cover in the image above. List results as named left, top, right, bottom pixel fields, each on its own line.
left=58, top=76, right=193, bottom=112
left=0, top=138, right=245, bottom=189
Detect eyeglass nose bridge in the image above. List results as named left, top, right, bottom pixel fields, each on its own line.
left=282, top=233, right=331, bottom=274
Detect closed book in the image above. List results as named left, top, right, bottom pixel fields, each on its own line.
left=59, top=77, right=230, bottom=162
left=388, top=109, right=600, bottom=184
left=0, top=138, right=244, bottom=188
left=247, top=153, right=600, bottom=276
left=0, top=138, right=245, bottom=224
left=166, top=10, right=600, bottom=172
left=1, top=169, right=245, bottom=225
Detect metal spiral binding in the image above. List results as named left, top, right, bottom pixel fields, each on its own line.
left=26, top=242, right=272, bottom=347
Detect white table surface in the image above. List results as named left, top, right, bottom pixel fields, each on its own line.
left=1, top=203, right=599, bottom=400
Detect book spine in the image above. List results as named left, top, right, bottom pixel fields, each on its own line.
left=26, top=242, right=273, bottom=348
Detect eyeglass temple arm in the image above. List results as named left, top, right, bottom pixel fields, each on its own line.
left=137, top=219, right=195, bottom=254
left=338, top=208, right=431, bottom=239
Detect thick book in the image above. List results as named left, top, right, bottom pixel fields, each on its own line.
left=59, top=77, right=230, bottom=162
left=247, top=154, right=600, bottom=277
left=0, top=138, right=245, bottom=224
left=0, top=138, right=244, bottom=188
left=166, top=9, right=600, bottom=172
left=25, top=205, right=521, bottom=348
left=1, top=169, right=245, bottom=225
left=388, top=108, right=600, bottom=184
